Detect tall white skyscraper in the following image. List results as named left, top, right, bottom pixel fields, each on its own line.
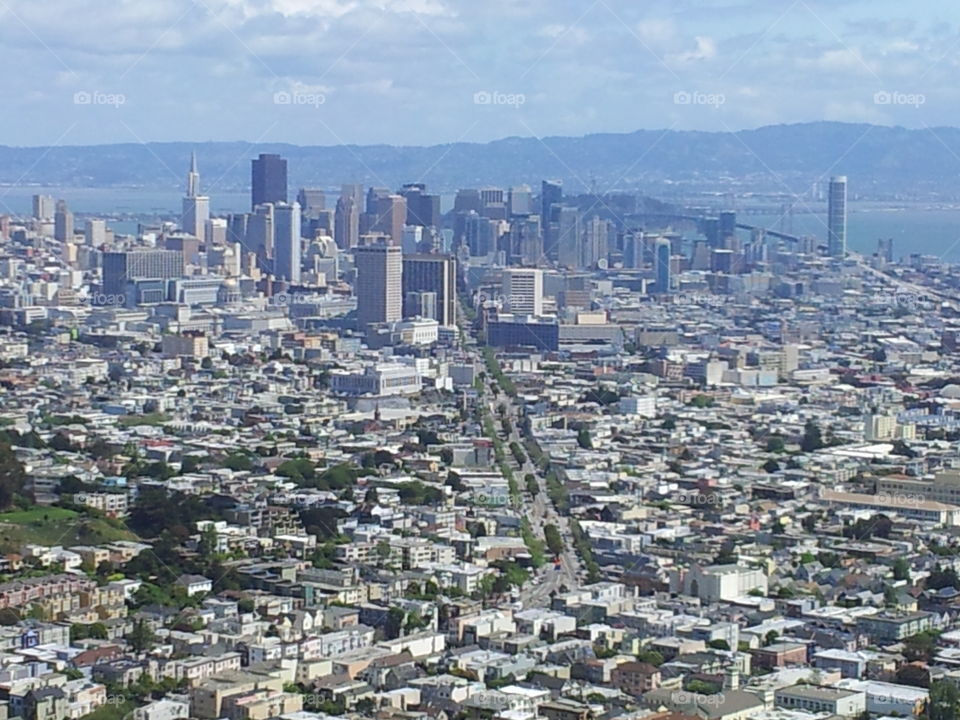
left=828, top=175, right=847, bottom=258
left=355, top=243, right=402, bottom=330
left=273, top=202, right=302, bottom=283
left=84, top=219, right=107, bottom=246
left=508, top=185, right=533, bottom=216
left=32, top=194, right=54, bottom=221
left=182, top=152, right=210, bottom=244
left=502, top=267, right=543, bottom=316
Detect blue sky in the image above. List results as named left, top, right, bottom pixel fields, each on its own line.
left=1, top=0, right=958, bottom=146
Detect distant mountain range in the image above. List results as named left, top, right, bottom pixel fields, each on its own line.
left=3, top=122, right=960, bottom=197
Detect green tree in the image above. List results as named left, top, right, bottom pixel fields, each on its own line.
left=928, top=680, right=960, bottom=720
left=577, top=428, right=592, bottom=450
left=127, top=618, right=156, bottom=653
left=544, top=524, right=564, bottom=556
left=801, top=421, right=825, bottom=453
left=765, top=436, right=786, bottom=453
left=0, top=440, right=27, bottom=510
left=893, top=558, right=911, bottom=582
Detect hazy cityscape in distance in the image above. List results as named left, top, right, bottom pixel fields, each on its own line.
left=8, top=3, right=960, bottom=720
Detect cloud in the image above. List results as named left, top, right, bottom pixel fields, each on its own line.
left=0, top=0, right=956, bottom=146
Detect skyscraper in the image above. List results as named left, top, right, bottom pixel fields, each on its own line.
left=402, top=254, right=457, bottom=326
left=54, top=200, right=73, bottom=242
left=502, top=268, right=543, bottom=316
left=251, top=153, right=287, bottom=209
left=719, top=211, right=737, bottom=248
left=655, top=237, right=672, bottom=294
left=828, top=175, right=847, bottom=258
left=371, top=194, right=407, bottom=247
left=247, top=204, right=275, bottom=262
left=32, top=195, right=54, bottom=221
left=556, top=206, right=581, bottom=268
left=355, top=243, right=402, bottom=330
left=182, top=152, right=210, bottom=243
left=84, top=219, right=107, bottom=246
left=102, top=250, right=184, bottom=299
left=335, top=195, right=360, bottom=249
left=296, top=189, right=325, bottom=218
left=541, top=180, right=562, bottom=253
left=581, top=215, right=609, bottom=269
left=508, top=185, right=533, bottom=216
left=273, top=202, right=302, bottom=283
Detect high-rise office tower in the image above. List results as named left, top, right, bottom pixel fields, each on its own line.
left=32, top=194, right=54, bottom=221
left=508, top=215, right=542, bottom=266
left=366, top=187, right=391, bottom=215
left=703, top=217, right=721, bottom=248
left=335, top=195, right=360, bottom=249
left=84, top=219, right=107, bottom=246
left=719, top=211, right=737, bottom=248
left=247, top=204, right=275, bottom=261
left=227, top=214, right=249, bottom=251
left=581, top=215, right=609, bottom=269
left=273, top=202, right=302, bottom=283
left=464, top=212, right=496, bottom=257
left=541, top=180, right=562, bottom=252
left=372, top=194, right=407, bottom=247
left=297, top=189, right=325, bottom=218
left=206, top=218, right=227, bottom=246
left=655, top=237, right=672, bottom=294
left=509, top=185, right=533, bottom=216
left=102, top=250, right=184, bottom=298
left=54, top=200, right=73, bottom=242
left=399, top=183, right=440, bottom=228
left=404, top=291, right=437, bottom=321
left=502, top=268, right=543, bottom=316
left=355, top=243, right=403, bottom=330
left=341, top=184, right=364, bottom=208
left=878, top=238, right=894, bottom=263
left=624, top=231, right=645, bottom=269
left=540, top=180, right=562, bottom=220
left=454, top=188, right=482, bottom=213
left=556, top=206, right=581, bottom=268
left=828, top=175, right=847, bottom=258
left=182, top=152, right=210, bottom=243
left=402, top=254, right=457, bottom=326
left=251, top=153, right=287, bottom=209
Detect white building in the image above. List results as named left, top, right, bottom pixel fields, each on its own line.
left=330, top=363, right=421, bottom=396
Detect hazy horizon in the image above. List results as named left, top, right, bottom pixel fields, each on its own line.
left=2, top=0, right=958, bottom=147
